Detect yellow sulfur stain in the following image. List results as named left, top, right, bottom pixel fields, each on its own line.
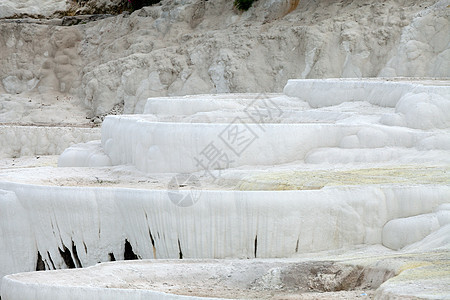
left=394, top=260, right=450, bottom=282
left=237, top=165, right=450, bottom=191
left=398, top=261, right=431, bottom=273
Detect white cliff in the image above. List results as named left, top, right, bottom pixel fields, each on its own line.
left=0, top=0, right=449, bottom=299
left=1, top=0, right=448, bottom=119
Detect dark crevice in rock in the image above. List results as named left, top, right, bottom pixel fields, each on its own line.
left=47, top=251, right=56, bottom=270
left=36, top=252, right=45, bottom=271
left=129, top=0, right=161, bottom=10
left=148, top=228, right=155, bottom=247
left=295, top=238, right=299, bottom=253
left=83, top=242, right=88, bottom=254
left=108, top=252, right=116, bottom=261
left=178, top=239, right=183, bottom=259
left=149, top=228, right=157, bottom=259
left=59, top=245, right=76, bottom=268
left=124, top=239, right=138, bottom=260
left=2, top=13, right=46, bottom=20
left=72, top=241, right=83, bottom=268
left=61, top=14, right=114, bottom=26
left=144, top=211, right=157, bottom=258
left=254, top=235, right=258, bottom=258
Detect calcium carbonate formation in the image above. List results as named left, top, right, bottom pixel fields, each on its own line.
left=0, top=79, right=449, bottom=299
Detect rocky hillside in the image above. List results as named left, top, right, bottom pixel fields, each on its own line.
left=0, top=0, right=448, bottom=119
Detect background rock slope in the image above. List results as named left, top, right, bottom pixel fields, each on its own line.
left=1, top=0, right=448, bottom=121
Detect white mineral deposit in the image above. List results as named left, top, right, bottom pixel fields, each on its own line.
left=0, top=0, right=449, bottom=299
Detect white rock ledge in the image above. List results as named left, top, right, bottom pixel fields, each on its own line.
left=58, top=140, right=112, bottom=168
left=0, top=259, right=395, bottom=300
left=58, top=79, right=450, bottom=171
left=283, top=78, right=450, bottom=109
left=0, top=181, right=448, bottom=293
left=99, top=116, right=440, bottom=174
left=0, top=126, right=100, bottom=158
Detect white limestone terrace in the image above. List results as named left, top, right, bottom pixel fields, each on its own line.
left=1, top=78, right=449, bottom=298
left=58, top=79, right=450, bottom=172
left=0, top=258, right=395, bottom=300
left=0, top=180, right=448, bottom=277
left=0, top=0, right=448, bottom=297
left=2, top=249, right=449, bottom=299
left=0, top=125, right=100, bottom=158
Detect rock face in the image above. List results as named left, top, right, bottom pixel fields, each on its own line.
left=1, top=0, right=449, bottom=119
left=74, top=0, right=129, bottom=15
left=0, top=259, right=396, bottom=299
left=0, top=1, right=449, bottom=299
left=382, top=208, right=450, bottom=250
left=58, top=79, right=449, bottom=173
left=2, top=78, right=449, bottom=296
left=0, top=181, right=448, bottom=292
left=0, top=0, right=129, bottom=18
left=0, top=126, right=100, bottom=158
left=0, top=0, right=68, bottom=19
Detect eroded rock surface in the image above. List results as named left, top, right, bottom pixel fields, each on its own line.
left=1, top=0, right=448, bottom=120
